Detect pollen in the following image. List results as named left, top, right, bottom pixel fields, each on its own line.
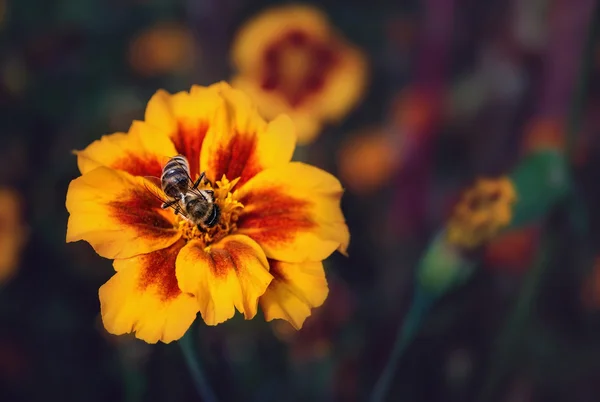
left=178, top=175, right=244, bottom=246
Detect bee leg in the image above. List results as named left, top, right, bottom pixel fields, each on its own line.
left=204, top=189, right=215, bottom=201
left=202, top=172, right=215, bottom=187
left=161, top=199, right=179, bottom=209
left=192, top=172, right=206, bottom=189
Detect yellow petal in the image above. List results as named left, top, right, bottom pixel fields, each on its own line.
left=236, top=162, right=349, bottom=262
left=176, top=234, right=273, bottom=326
left=311, top=44, right=368, bottom=122
left=66, top=167, right=181, bottom=259
left=231, top=76, right=322, bottom=145
left=100, top=241, right=198, bottom=344
left=75, top=121, right=177, bottom=178
left=144, top=86, right=227, bottom=178
left=200, top=82, right=296, bottom=187
left=260, top=259, right=328, bottom=330
left=144, top=89, right=178, bottom=133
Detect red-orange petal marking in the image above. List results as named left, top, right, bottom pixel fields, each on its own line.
left=260, top=29, right=339, bottom=107
left=101, top=240, right=198, bottom=344
left=111, top=151, right=165, bottom=178
left=237, top=186, right=315, bottom=246
left=210, top=131, right=261, bottom=187
left=176, top=235, right=272, bottom=325
left=234, top=162, right=348, bottom=262
left=126, top=240, right=185, bottom=301
left=66, top=167, right=181, bottom=259
left=108, top=186, right=173, bottom=236
left=172, top=121, right=209, bottom=179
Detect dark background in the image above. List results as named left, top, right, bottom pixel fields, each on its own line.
left=2, top=0, right=600, bottom=401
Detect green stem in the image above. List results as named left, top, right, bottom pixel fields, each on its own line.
left=121, top=364, right=145, bottom=402
left=477, top=234, right=552, bottom=402
left=369, top=289, right=433, bottom=402
left=179, top=327, right=218, bottom=402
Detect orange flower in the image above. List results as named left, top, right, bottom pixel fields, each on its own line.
left=128, top=22, right=196, bottom=77
left=337, top=127, right=399, bottom=194
left=0, top=189, right=27, bottom=283
left=446, top=177, right=517, bottom=249
left=66, top=82, right=349, bottom=343
left=231, top=4, right=367, bottom=144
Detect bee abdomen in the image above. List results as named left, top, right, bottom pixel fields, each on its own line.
left=161, top=155, right=191, bottom=198
left=166, top=155, right=189, bottom=171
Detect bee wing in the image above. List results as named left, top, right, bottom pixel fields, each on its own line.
left=143, top=175, right=162, bottom=189
left=142, top=177, right=186, bottom=217
left=142, top=176, right=170, bottom=206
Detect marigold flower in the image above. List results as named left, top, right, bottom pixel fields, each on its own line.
left=446, top=177, right=517, bottom=249
left=0, top=189, right=27, bottom=284
left=231, top=4, right=368, bottom=144
left=66, top=82, right=349, bottom=343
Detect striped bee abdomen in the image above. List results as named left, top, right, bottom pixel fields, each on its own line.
left=161, top=155, right=191, bottom=198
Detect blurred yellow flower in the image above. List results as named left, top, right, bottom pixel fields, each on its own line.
left=0, top=189, right=27, bottom=283
left=128, top=22, right=196, bottom=77
left=231, top=4, right=368, bottom=144
left=446, top=177, right=517, bottom=249
left=66, top=82, right=349, bottom=343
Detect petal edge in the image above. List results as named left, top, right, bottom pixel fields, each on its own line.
left=176, top=234, right=273, bottom=325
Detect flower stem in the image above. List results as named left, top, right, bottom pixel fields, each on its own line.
left=477, top=233, right=552, bottom=402
left=179, top=327, right=218, bottom=402
left=369, top=289, right=433, bottom=402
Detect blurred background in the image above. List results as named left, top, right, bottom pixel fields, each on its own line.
left=1, top=0, right=600, bottom=401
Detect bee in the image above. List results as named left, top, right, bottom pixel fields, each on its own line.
left=145, top=155, right=220, bottom=230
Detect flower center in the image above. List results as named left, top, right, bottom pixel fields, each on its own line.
left=177, top=176, right=244, bottom=246
left=261, top=29, right=338, bottom=107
